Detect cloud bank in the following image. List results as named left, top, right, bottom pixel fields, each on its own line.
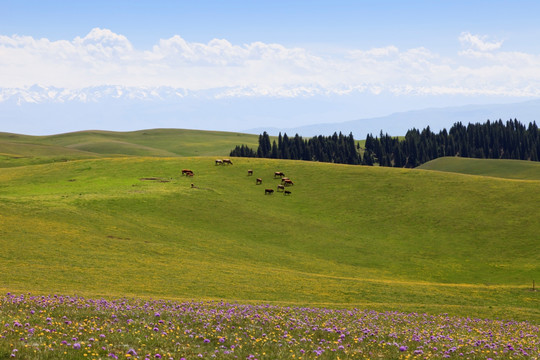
left=1, top=28, right=540, bottom=99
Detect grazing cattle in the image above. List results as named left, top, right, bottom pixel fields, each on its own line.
left=277, top=184, right=285, bottom=191
left=223, top=159, right=233, bottom=165
left=274, top=171, right=285, bottom=178
left=265, top=188, right=274, bottom=195
left=256, top=178, right=263, bottom=185
left=215, top=159, right=223, bottom=165
left=182, top=169, right=193, bottom=176
left=247, top=169, right=253, bottom=176
left=186, top=171, right=194, bottom=177
left=281, top=177, right=290, bottom=183
left=283, top=179, right=294, bottom=186
left=284, top=190, right=291, bottom=195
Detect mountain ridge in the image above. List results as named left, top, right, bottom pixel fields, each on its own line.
left=244, top=99, right=540, bottom=137
left=1, top=85, right=539, bottom=137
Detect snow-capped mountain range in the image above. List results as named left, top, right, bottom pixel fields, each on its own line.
left=0, top=84, right=353, bottom=105
left=1, top=85, right=539, bottom=137
left=0, top=85, right=193, bottom=105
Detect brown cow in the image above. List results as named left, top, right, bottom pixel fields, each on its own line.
left=264, top=188, right=274, bottom=195
left=277, top=184, right=285, bottom=191
left=280, top=177, right=290, bottom=183
left=256, top=178, right=263, bottom=185
left=215, top=159, right=223, bottom=165
left=186, top=171, right=194, bottom=177
left=182, top=169, right=193, bottom=176
left=247, top=169, right=253, bottom=176
left=284, top=190, right=291, bottom=195
left=283, top=179, right=294, bottom=186
left=274, top=171, right=285, bottom=178
left=223, top=159, right=233, bottom=165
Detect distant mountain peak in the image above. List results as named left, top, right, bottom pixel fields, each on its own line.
left=0, top=85, right=195, bottom=105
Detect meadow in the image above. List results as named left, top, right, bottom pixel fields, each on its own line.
left=1, top=294, right=538, bottom=359
left=0, top=156, right=539, bottom=317
left=0, top=130, right=539, bottom=358
left=418, top=157, right=540, bottom=181
left=0, top=129, right=259, bottom=167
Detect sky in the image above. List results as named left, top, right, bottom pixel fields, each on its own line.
left=1, top=0, right=540, bottom=134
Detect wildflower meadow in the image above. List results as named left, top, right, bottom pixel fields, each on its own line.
left=1, top=293, right=538, bottom=359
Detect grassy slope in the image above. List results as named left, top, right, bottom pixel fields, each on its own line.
left=0, top=156, right=538, bottom=321
left=418, top=156, right=540, bottom=180
left=0, top=129, right=259, bottom=166
left=0, top=138, right=99, bottom=167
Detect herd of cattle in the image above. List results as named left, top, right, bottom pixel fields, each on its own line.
left=181, top=159, right=293, bottom=196
left=255, top=171, right=293, bottom=195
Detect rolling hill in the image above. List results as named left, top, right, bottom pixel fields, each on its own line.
left=0, top=128, right=259, bottom=167
left=0, top=149, right=538, bottom=321
left=418, top=156, right=540, bottom=180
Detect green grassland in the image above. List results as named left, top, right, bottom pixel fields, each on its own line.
left=0, top=150, right=539, bottom=322
left=418, top=156, right=540, bottom=180
left=0, top=129, right=259, bottom=167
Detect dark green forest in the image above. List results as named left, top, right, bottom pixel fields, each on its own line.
left=230, top=119, right=540, bottom=167
left=230, top=131, right=360, bottom=164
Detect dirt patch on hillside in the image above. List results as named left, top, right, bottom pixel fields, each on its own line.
left=107, top=235, right=131, bottom=240
left=139, top=177, right=171, bottom=183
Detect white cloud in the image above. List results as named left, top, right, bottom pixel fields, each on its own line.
left=459, top=32, right=503, bottom=51
left=1, top=28, right=540, bottom=99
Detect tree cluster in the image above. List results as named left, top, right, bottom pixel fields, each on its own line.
left=364, top=119, right=540, bottom=167
left=230, top=131, right=361, bottom=164
left=230, top=119, right=540, bottom=167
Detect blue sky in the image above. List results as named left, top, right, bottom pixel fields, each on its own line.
left=4, top=0, right=540, bottom=50
left=1, top=0, right=540, bottom=134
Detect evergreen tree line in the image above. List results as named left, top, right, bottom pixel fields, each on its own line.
left=364, top=119, right=540, bottom=167
left=230, top=119, right=540, bottom=167
left=230, top=131, right=361, bottom=164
